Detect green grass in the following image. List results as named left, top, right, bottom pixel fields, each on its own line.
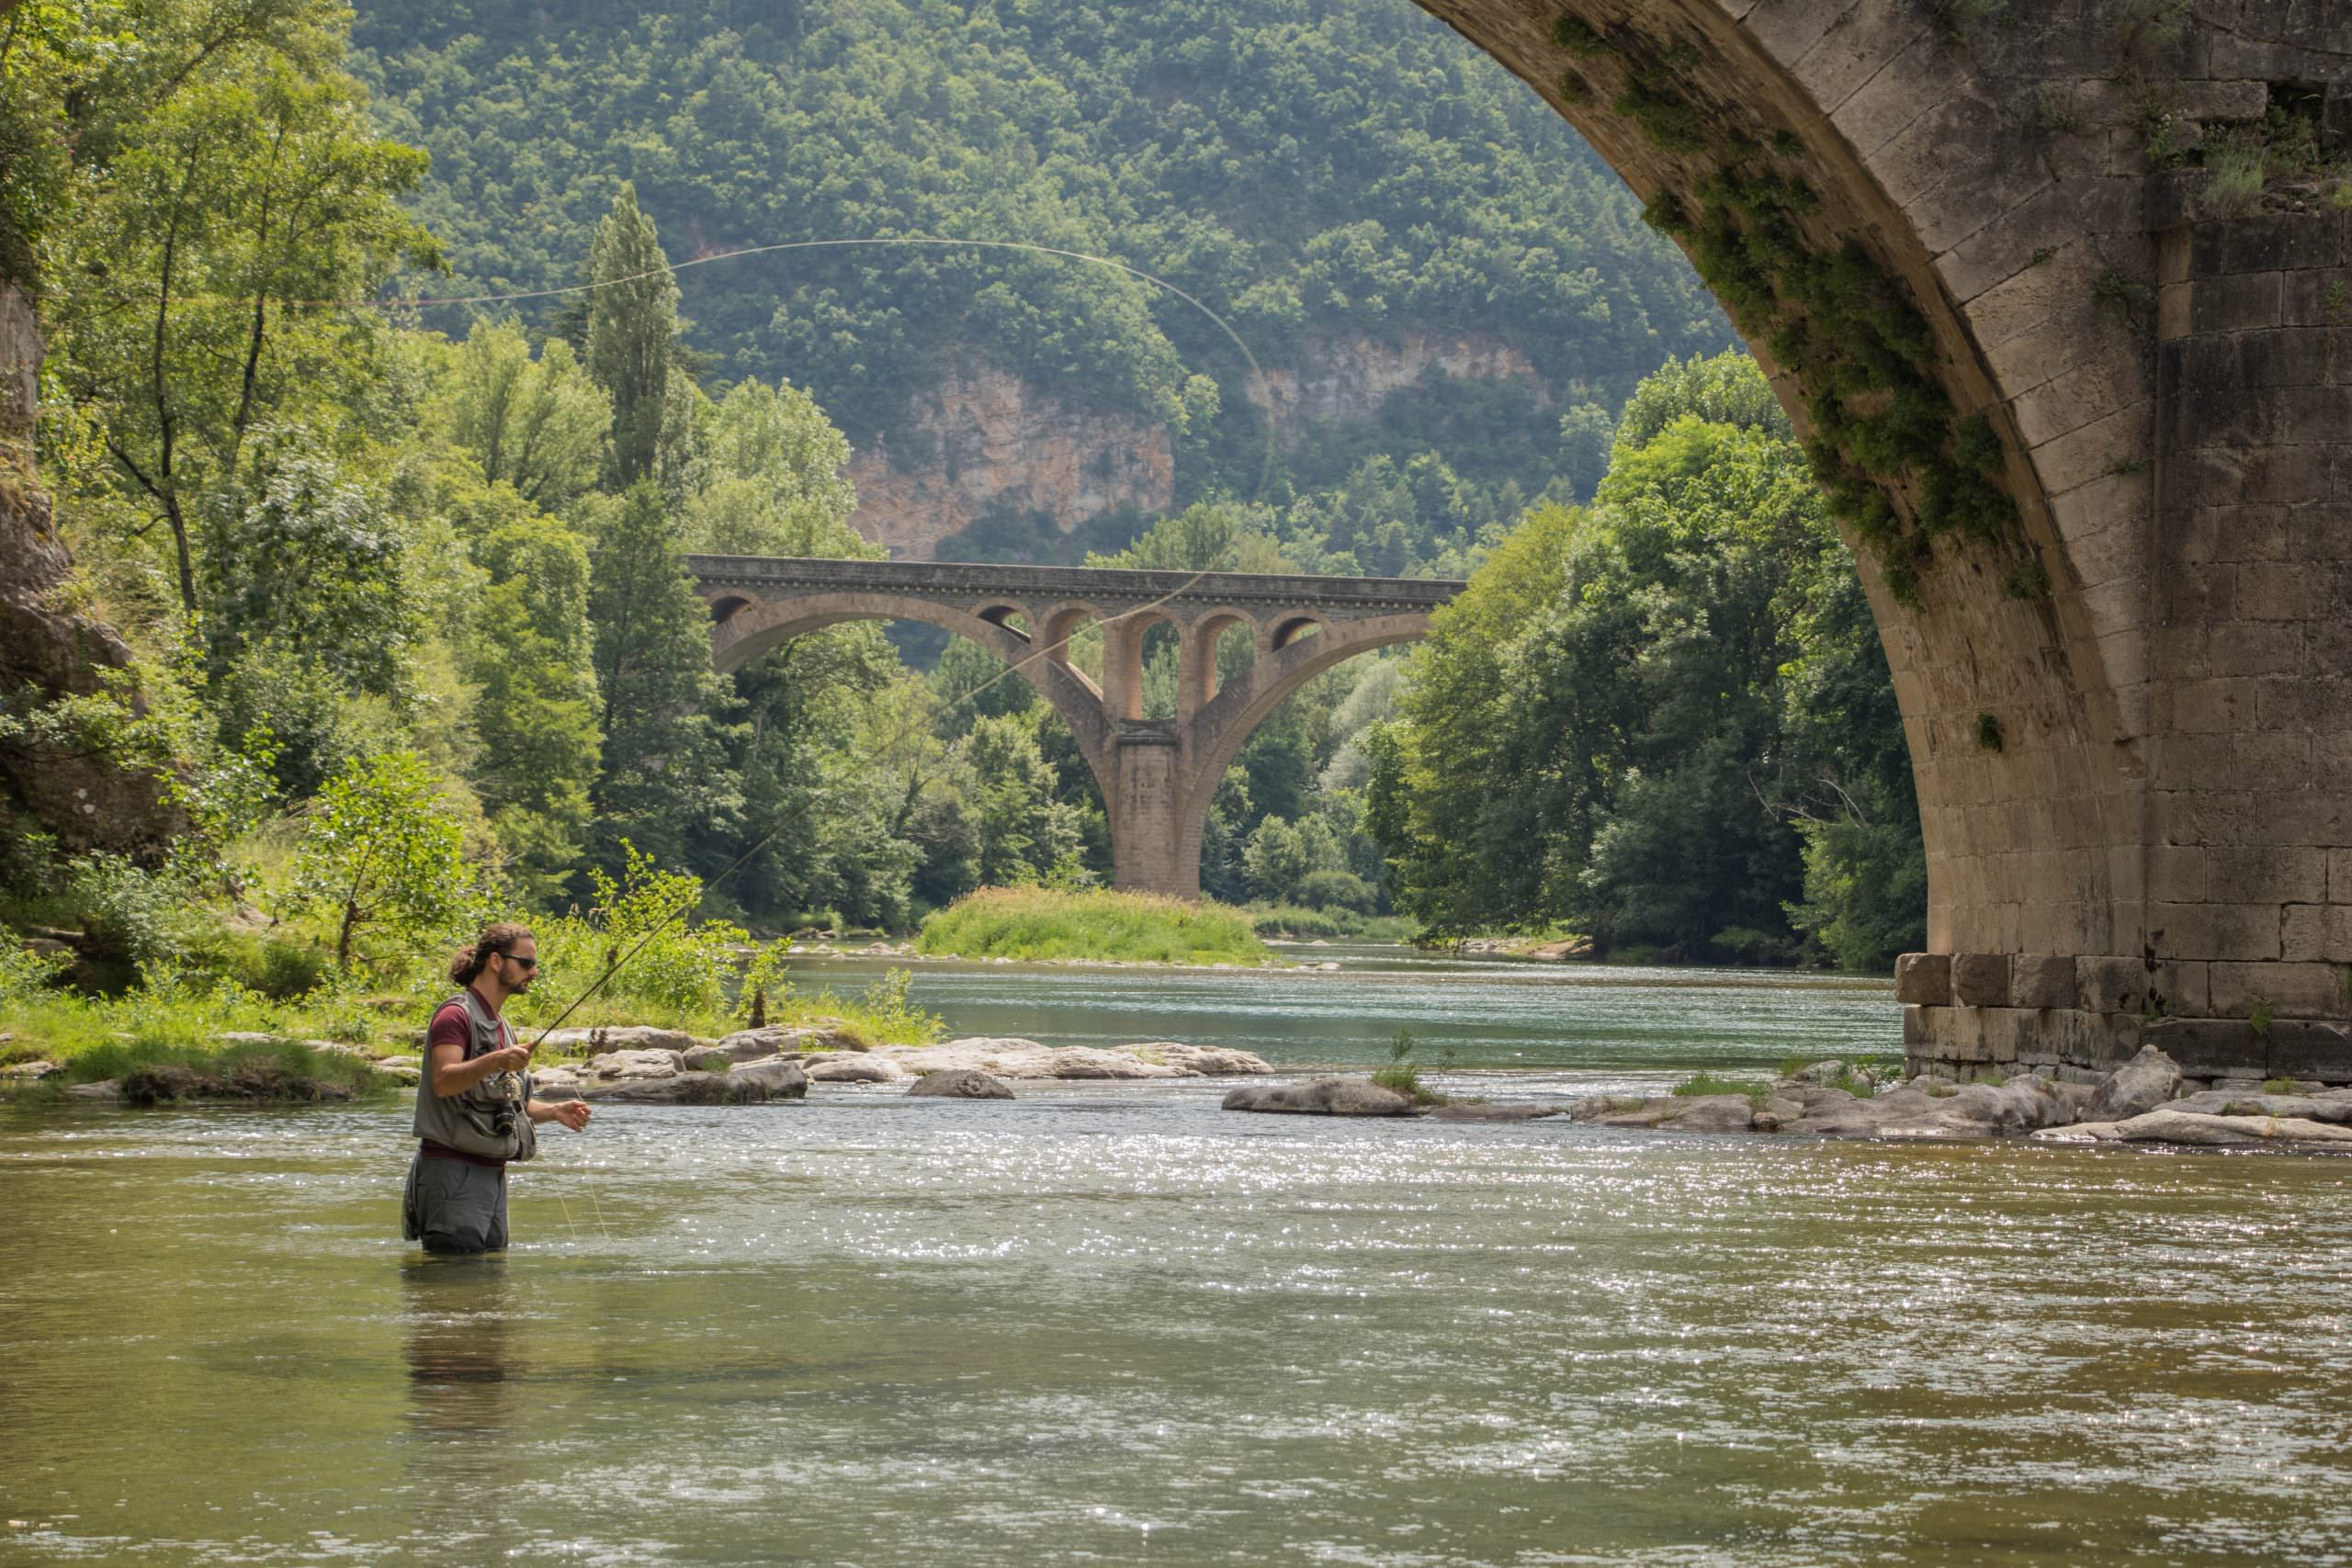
left=2264, top=1077, right=2302, bottom=1095
left=1672, top=1071, right=1773, bottom=1109
left=0, top=934, right=944, bottom=1092
left=917, top=886, right=1271, bottom=966
left=1250, top=905, right=1417, bottom=942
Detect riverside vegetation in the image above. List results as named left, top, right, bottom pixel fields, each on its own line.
left=1, top=0, right=1925, bottom=1089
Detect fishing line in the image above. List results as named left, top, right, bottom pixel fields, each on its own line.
left=141, top=232, right=1281, bottom=508
left=395, top=234, right=1321, bottom=1235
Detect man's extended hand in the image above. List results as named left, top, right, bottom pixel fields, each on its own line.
left=483, top=1043, right=534, bottom=1075
left=551, top=1100, right=592, bottom=1132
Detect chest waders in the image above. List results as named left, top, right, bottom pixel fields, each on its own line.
left=403, top=988, right=537, bottom=1252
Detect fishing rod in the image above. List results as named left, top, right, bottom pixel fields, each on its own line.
left=514, top=558, right=1210, bottom=1055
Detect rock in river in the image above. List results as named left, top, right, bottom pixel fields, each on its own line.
left=804, top=1053, right=908, bottom=1083
left=1222, top=1077, right=1417, bottom=1116
left=906, top=1068, right=1014, bottom=1100
left=879, top=1038, right=1272, bottom=1081
left=2081, top=1043, right=2183, bottom=1122
left=582, top=1048, right=684, bottom=1080
left=1429, top=1101, right=1562, bottom=1122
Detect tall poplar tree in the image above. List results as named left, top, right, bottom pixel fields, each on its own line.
left=583, top=185, right=678, bottom=488
left=584, top=480, right=741, bottom=870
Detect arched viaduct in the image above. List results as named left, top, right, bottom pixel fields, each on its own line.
left=1374, top=0, right=2352, bottom=1087
left=693, top=555, right=1460, bottom=897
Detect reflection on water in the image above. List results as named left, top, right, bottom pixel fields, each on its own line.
left=789, top=942, right=1901, bottom=1075
left=401, top=1254, right=524, bottom=1556
left=4, top=967, right=2351, bottom=1565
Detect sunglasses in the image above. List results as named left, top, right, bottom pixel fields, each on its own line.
left=498, top=953, right=539, bottom=970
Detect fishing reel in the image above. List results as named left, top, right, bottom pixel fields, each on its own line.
left=482, top=1069, right=525, bottom=1137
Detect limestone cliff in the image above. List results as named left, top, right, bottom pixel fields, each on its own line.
left=1250, top=329, right=1544, bottom=443
left=843, top=332, right=1543, bottom=559
left=0, top=285, right=181, bottom=859
left=846, top=365, right=1173, bottom=560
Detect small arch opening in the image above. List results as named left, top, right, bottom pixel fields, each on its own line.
left=1272, top=615, right=1324, bottom=649
left=707, top=594, right=753, bottom=625
left=978, top=604, right=1031, bottom=639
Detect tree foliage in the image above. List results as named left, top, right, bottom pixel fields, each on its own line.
left=1374, top=352, right=1925, bottom=968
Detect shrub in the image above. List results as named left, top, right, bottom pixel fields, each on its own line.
left=1295, top=869, right=1378, bottom=913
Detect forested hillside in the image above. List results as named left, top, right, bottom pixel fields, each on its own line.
left=350, top=0, right=1736, bottom=558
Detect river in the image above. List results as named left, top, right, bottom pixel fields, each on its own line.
left=5, top=950, right=2352, bottom=1565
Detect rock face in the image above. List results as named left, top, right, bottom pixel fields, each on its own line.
left=845, top=333, right=1541, bottom=559
left=1221, top=1077, right=1418, bottom=1117
left=0, top=285, right=182, bottom=859
left=846, top=364, right=1173, bottom=558
left=906, top=1068, right=1014, bottom=1100
left=880, top=1038, right=1272, bottom=1081
left=1251, top=330, right=1544, bottom=443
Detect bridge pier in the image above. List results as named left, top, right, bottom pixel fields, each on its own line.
left=1109, top=724, right=1189, bottom=897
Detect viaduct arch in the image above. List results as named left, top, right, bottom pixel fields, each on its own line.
left=694, top=556, right=1460, bottom=897
left=1382, top=0, right=2352, bottom=1086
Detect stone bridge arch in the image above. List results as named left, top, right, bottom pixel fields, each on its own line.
left=694, top=557, right=1460, bottom=898
left=1397, top=0, right=2352, bottom=1086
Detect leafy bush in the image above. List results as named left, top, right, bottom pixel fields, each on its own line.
left=1295, top=868, right=1378, bottom=913
left=510, top=841, right=747, bottom=1029
left=0, top=942, right=68, bottom=1004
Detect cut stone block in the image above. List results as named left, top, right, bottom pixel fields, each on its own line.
left=1894, top=953, right=1952, bottom=1005
left=2009, top=953, right=2078, bottom=1010
left=1951, top=953, right=2013, bottom=1008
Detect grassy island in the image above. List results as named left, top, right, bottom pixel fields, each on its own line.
left=916, top=887, right=1272, bottom=966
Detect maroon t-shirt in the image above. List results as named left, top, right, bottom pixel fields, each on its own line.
left=420, top=994, right=514, bottom=1168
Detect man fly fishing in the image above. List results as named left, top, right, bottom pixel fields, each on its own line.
left=402, top=922, right=593, bottom=1254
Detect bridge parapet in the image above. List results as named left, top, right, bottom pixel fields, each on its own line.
left=687, top=555, right=1463, bottom=620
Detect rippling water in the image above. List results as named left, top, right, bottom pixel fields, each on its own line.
left=795, top=943, right=1901, bottom=1080
left=6, top=961, right=2352, bottom=1564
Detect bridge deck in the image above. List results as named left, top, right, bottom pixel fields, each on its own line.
left=686, top=554, right=1465, bottom=612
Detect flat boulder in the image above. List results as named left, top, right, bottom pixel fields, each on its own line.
left=907, top=1068, right=1014, bottom=1100
left=583, top=1048, right=684, bottom=1080
left=1123, top=1043, right=1276, bottom=1077
left=881, top=1038, right=1272, bottom=1080
left=2082, top=1045, right=2183, bottom=1122
left=1662, top=1094, right=1756, bottom=1133
left=713, top=1023, right=859, bottom=1061
left=1430, top=1101, right=1561, bottom=1122
left=65, top=1078, right=121, bottom=1100
left=2170, top=1089, right=2352, bottom=1122
left=1221, top=1077, right=1416, bottom=1116
left=540, top=1026, right=707, bottom=1056
left=804, top=1053, right=907, bottom=1083
left=2038, top=1109, right=2352, bottom=1146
